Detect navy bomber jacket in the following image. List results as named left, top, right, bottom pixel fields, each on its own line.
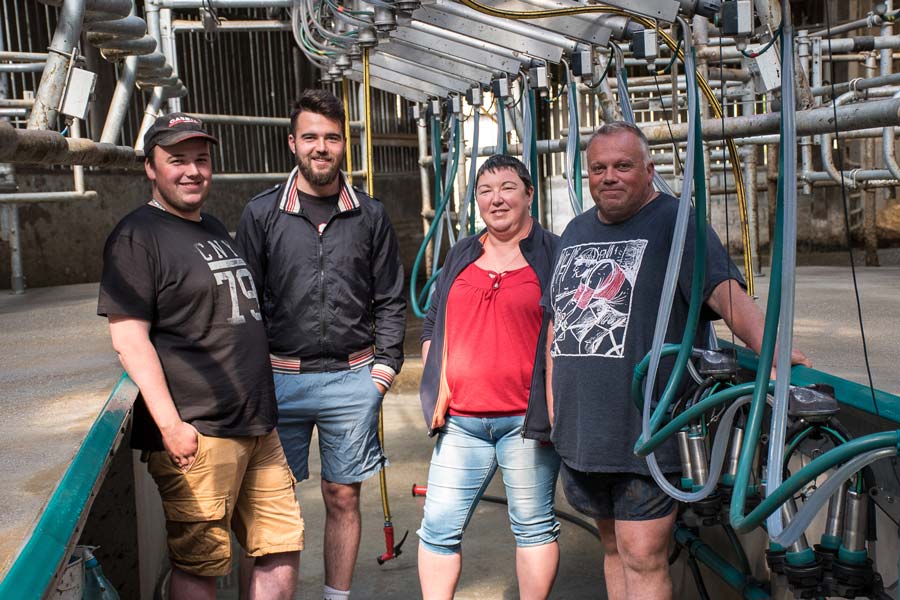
left=235, top=169, right=406, bottom=388
left=419, top=220, right=559, bottom=440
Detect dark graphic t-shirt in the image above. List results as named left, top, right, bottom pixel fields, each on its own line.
left=544, top=194, right=744, bottom=474
left=298, top=190, right=339, bottom=233
left=98, top=204, right=277, bottom=450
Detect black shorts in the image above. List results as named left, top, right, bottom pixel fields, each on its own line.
left=560, top=462, right=679, bottom=521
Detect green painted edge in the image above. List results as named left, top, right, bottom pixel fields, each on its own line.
left=719, top=340, right=900, bottom=425
left=0, top=372, right=137, bottom=599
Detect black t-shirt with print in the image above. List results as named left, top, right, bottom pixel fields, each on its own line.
left=544, top=194, right=745, bottom=474
left=298, top=190, right=339, bottom=233
left=98, top=204, right=277, bottom=450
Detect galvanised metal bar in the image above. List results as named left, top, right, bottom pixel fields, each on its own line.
left=0, top=51, right=52, bottom=62
left=171, top=19, right=291, bottom=32
left=0, top=191, right=98, bottom=203
left=430, top=0, right=580, bottom=53
left=151, top=0, right=293, bottom=7
left=0, top=121, right=141, bottom=168
left=27, top=0, right=86, bottom=129
left=0, top=63, right=45, bottom=72
left=99, top=55, right=138, bottom=144
left=187, top=112, right=290, bottom=127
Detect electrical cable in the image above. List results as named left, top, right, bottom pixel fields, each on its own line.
left=686, top=552, right=712, bottom=600
left=824, top=0, right=885, bottom=425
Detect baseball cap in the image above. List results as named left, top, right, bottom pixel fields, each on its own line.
left=143, top=113, right=219, bottom=156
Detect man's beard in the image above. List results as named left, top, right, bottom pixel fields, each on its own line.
left=297, top=152, right=342, bottom=187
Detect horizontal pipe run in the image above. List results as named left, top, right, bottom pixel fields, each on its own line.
left=151, top=0, right=293, bottom=7
left=0, top=63, right=45, bottom=73
left=213, top=170, right=367, bottom=182
left=0, top=191, right=97, bottom=203
left=171, top=19, right=291, bottom=32
left=187, top=113, right=290, bottom=127
left=0, top=51, right=51, bottom=62
left=0, top=122, right=142, bottom=168
left=0, top=109, right=28, bottom=117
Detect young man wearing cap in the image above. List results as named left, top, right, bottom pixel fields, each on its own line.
left=98, top=113, right=304, bottom=600
left=236, top=90, right=406, bottom=600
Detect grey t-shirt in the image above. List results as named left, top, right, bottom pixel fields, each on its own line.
left=544, top=194, right=744, bottom=474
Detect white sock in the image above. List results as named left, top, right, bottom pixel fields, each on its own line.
left=323, top=584, right=350, bottom=600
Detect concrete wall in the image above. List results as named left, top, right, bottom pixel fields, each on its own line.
left=0, top=170, right=424, bottom=291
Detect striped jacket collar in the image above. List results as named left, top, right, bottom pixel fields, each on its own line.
left=278, top=167, right=361, bottom=215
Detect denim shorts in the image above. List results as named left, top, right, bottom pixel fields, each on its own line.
left=417, top=415, right=561, bottom=555
left=560, top=462, right=678, bottom=521
left=274, top=367, right=386, bottom=484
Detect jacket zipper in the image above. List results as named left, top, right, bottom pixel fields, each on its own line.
left=317, top=230, right=326, bottom=354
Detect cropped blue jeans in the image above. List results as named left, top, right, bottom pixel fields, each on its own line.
left=417, top=415, right=561, bottom=555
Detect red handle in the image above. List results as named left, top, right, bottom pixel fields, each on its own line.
left=411, top=484, right=427, bottom=497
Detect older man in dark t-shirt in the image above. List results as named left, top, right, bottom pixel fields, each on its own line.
left=98, top=114, right=304, bottom=600
left=543, top=122, right=810, bottom=600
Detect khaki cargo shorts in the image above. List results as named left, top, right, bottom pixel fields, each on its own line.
left=147, top=429, right=304, bottom=577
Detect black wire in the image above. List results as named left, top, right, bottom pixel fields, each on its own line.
left=651, top=73, right=683, bottom=172
left=686, top=552, right=712, bottom=600
left=824, top=0, right=883, bottom=424
left=584, top=48, right=615, bottom=91
left=480, top=495, right=600, bottom=538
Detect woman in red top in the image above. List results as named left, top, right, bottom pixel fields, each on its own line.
left=417, top=155, right=561, bottom=600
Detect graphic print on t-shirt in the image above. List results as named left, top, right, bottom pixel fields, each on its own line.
left=550, top=239, right=647, bottom=357
left=194, top=238, right=262, bottom=324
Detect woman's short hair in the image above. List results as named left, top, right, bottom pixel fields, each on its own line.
left=475, top=154, right=534, bottom=191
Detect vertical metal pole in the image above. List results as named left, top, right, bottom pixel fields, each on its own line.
left=8, top=201, right=23, bottom=294
left=71, top=118, right=85, bottom=193
left=416, top=107, right=433, bottom=276
left=741, top=141, right=761, bottom=276
left=363, top=49, right=374, bottom=198
left=136, top=87, right=166, bottom=151
left=693, top=16, right=712, bottom=214
left=100, top=55, right=139, bottom=144
left=27, top=0, right=86, bottom=130
left=357, top=78, right=368, bottom=190
left=0, top=22, right=21, bottom=293
left=864, top=51, right=880, bottom=266
left=342, top=78, right=354, bottom=184
left=160, top=8, right=180, bottom=113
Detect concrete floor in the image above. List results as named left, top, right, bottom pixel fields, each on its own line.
left=1, top=262, right=898, bottom=597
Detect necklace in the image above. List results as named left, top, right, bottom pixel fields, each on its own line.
left=148, top=198, right=202, bottom=221
left=482, top=237, right=524, bottom=289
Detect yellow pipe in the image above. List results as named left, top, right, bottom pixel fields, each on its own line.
left=456, top=0, right=754, bottom=294
left=363, top=46, right=392, bottom=522
left=342, top=77, right=353, bottom=185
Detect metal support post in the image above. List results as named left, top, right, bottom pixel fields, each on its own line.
left=7, top=201, right=23, bottom=294
left=28, top=0, right=86, bottom=130
left=416, top=108, right=433, bottom=278
left=159, top=8, right=180, bottom=113
left=100, top=55, right=139, bottom=144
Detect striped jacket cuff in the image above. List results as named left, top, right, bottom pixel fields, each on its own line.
left=370, top=364, right=397, bottom=390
